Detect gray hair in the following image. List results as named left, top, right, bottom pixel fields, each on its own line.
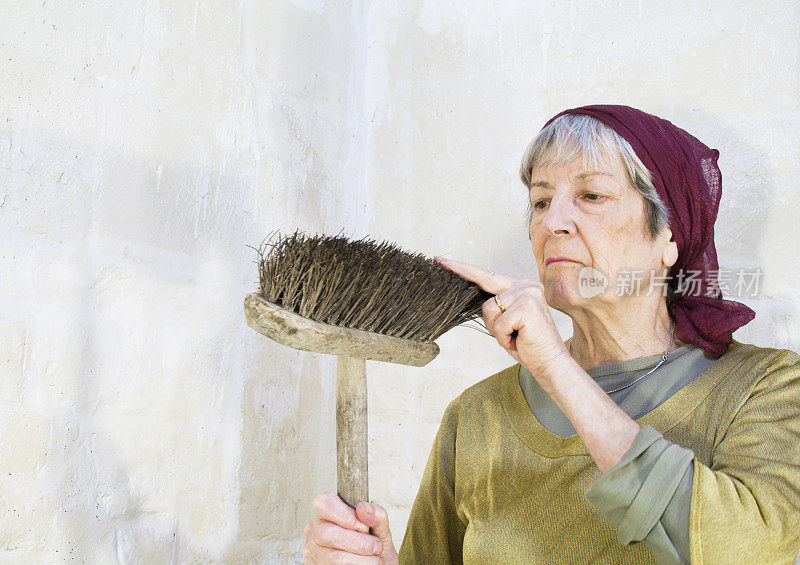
left=519, top=113, right=670, bottom=239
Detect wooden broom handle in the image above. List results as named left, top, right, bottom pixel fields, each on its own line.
left=336, top=355, right=368, bottom=508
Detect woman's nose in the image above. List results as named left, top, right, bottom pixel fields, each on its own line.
left=541, top=194, right=575, bottom=235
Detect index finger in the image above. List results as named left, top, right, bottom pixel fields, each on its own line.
left=313, top=493, right=370, bottom=534
left=435, top=257, right=518, bottom=295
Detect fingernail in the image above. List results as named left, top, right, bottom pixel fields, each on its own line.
left=434, top=256, right=448, bottom=263
left=362, top=501, right=373, bottom=515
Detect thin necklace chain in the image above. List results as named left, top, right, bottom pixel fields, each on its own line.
left=569, top=324, right=676, bottom=394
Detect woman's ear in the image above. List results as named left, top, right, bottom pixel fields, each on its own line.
left=661, top=228, right=678, bottom=268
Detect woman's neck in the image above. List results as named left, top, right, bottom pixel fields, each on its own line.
left=565, top=300, right=681, bottom=370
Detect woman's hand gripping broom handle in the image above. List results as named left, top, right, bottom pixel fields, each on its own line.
left=336, top=356, right=368, bottom=508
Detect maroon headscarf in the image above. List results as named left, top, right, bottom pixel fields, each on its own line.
left=542, top=104, right=755, bottom=358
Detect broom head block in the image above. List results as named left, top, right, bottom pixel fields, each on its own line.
left=244, top=293, right=440, bottom=366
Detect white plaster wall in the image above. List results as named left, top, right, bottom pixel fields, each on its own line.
left=0, top=0, right=797, bottom=563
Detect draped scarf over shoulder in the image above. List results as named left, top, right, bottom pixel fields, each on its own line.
left=542, top=105, right=755, bottom=358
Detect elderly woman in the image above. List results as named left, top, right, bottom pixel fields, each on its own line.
left=302, top=105, right=800, bottom=564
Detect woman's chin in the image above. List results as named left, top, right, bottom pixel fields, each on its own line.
left=543, top=279, right=583, bottom=310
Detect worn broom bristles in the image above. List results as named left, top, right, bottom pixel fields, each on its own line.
left=253, top=230, right=491, bottom=342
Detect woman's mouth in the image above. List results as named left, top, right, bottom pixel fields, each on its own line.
left=545, top=257, right=580, bottom=266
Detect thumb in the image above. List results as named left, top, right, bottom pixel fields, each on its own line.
left=356, top=501, right=396, bottom=553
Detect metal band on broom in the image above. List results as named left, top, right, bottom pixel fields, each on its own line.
left=244, top=230, right=490, bottom=509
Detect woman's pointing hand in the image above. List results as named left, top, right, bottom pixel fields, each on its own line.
left=436, top=257, right=569, bottom=374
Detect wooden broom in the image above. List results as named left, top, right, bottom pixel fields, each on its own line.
left=243, top=231, right=489, bottom=507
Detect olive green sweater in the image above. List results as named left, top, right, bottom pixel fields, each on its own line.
left=519, top=343, right=716, bottom=563
left=398, top=341, right=800, bottom=564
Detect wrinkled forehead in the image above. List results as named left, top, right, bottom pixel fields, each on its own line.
left=530, top=147, right=629, bottom=187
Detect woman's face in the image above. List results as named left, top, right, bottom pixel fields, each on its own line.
left=527, top=153, right=675, bottom=311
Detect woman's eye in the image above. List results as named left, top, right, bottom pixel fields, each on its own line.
left=531, top=194, right=604, bottom=210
